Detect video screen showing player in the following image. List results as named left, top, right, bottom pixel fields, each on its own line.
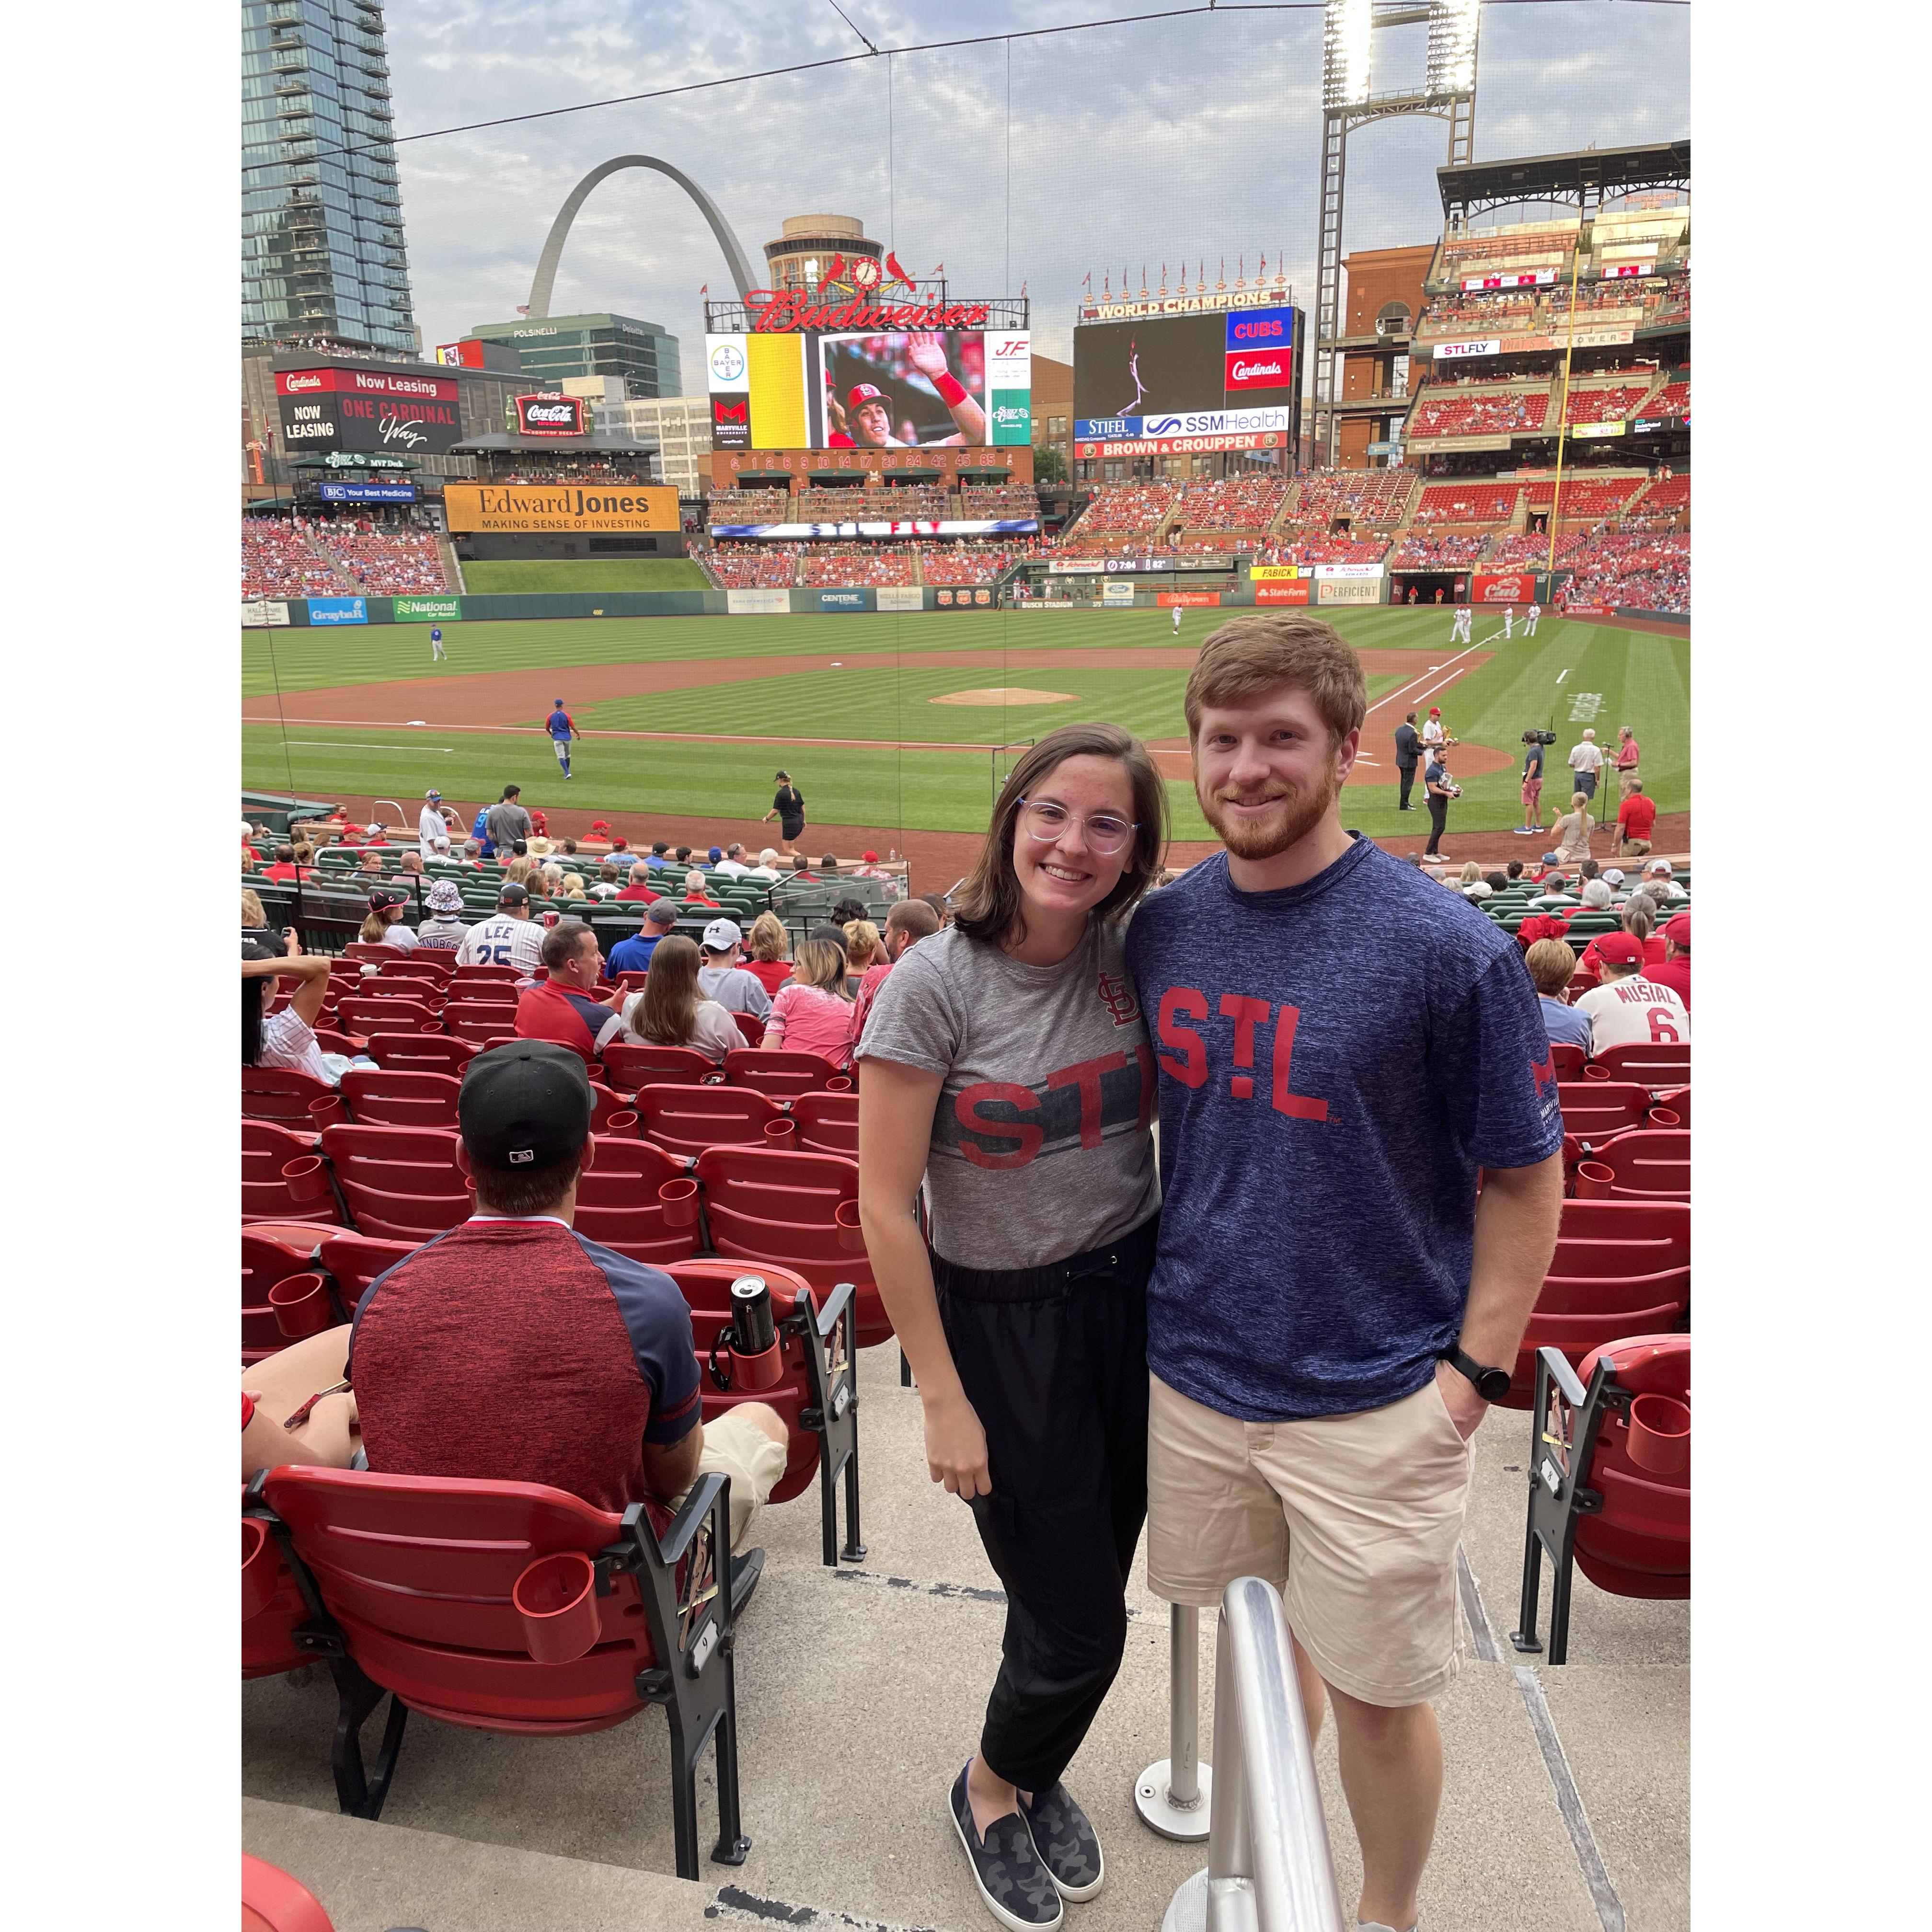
left=820, top=331, right=987, bottom=447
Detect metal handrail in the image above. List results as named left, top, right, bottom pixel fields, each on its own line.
left=1162, top=1578, right=1345, bottom=1932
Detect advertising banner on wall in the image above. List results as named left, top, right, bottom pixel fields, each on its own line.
left=875, top=586, right=925, bottom=612
left=240, top=600, right=291, bottom=627
left=709, top=447, right=1034, bottom=489
left=1254, top=582, right=1311, bottom=605
left=1074, top=402, right=1293, bottom=441
left=1315, top=578, right=1381, bottom=607
left=306, top=597, right=368, bottom=625
left=513, top=393, right=588, bottom=437
left=1472, top=573, right=1537, bottom=604
left=1433, top=339, right=1503, bottom=361
left=1247, top=565, right=1304, bottom=582
left=1574, top=421, right=1626, bottom=437
left=816, top=588, right=874, bottom=612
left=1566, top=327, right=1637, bottom=348
left=725, top=587, right=791, bottom=615
left=443, top=484, right=679, bottom=534
left=317, top=482, right=417, bottom=504
left=709, top=395, right=751, bottom=449
left=392, top=597, right=462, bottom=623
left=1460, top=269, right=1558, bottom=291
left=276, top=367, right=462, bottom=456
left=1101, top=581, right=1136, bottom=605
left=934, top=586, right=996, bottom=607
left=1075, top=431, right=1287, bottom=460
left=1156, top=590, right=1221, bottom=608
left=1312, top=562, right=1385, bottom=580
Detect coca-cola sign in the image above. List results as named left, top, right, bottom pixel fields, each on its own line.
left=514, top=393, right=587, bottom=437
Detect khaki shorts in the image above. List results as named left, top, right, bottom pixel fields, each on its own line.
left=1146, top=1373, right=1473, bottom=1707
left=682, top=1408, right=788, bottom=1549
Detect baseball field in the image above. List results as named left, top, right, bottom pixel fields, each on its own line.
left=241, top=605, right=1688, bottom=854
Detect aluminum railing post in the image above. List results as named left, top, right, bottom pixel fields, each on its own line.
left=1135, top=1602, right=1213, bottom=1840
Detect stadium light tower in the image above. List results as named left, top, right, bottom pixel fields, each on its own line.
left=1312, top=0, right=1480, bottom=466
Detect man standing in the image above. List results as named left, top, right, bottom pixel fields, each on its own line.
left=514, top=920, right=628, bottom=1065
left=1419, top=706, right=1447, bottom=770
left=607, top=899, right=678, bottom=977
left=1502, top=604, right=1514, bottom=640
left=1566, top=727, right=1603, bottom=807
left=429, top=623, right=446, bottom=662
left=1449, top=601, right=1471, bottom=644
left=418, top=790, right=449, bottom=862
left=548, top=700, right=580, bottom=780
left=484, top=784, right=533, bottom=859
left=1614, top=725, right=1641, bottom=783
left=1518, top=734, right=1546, bottom=836
left=1616, top=779, right=1658, bottom=859
left=696, top=920, right=773, bottom=1021
left=1423, top=748, right=1459, bottom=861
left=1523, top=599, right=1541, bottom=637
left=456, top=881, right=545, bottom=979
left=1124, top=613, right=1564, bottom=1932
left=1173, top=602, right=1184, bottom=637
left=1393, top=712, right=1422, bottom=813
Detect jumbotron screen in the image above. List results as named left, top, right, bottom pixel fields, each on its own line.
left=706, top=329, right=1031, bottom=450
left=1072, top=306, right=1301, bottom=450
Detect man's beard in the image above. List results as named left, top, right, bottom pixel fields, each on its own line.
left=1198, top=765, right=1340, bottom=860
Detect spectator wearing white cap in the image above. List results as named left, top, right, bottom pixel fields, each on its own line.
left=418, top=790, right=449, bottom=861
left=696, top=919, right=773, bottom=1018
left=1643, top=857, right=1687, bottom=901
left=416, top=879, right=471, bottom=951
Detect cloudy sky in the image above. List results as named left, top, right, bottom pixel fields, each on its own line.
left=382, top=1, right=1689, bottom=369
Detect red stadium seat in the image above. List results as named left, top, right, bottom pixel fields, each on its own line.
left=379, top=955, right=450, bottom=985
left=693, top=1146, right=890, bottom=1349
left=241, top=1854, right=336, bottom=1932
left=1511, top=1333, right=1690, bottom=1663
left=243, top=1230, right=337, bottom=1363
left=253, top=1465, right=753, bottom=1879
left=724, top=1048, right=839, bottom=1100
left=1555, top=1080, right=1650, bottom=1145
left=244, top=1118, right=340, bottom=1224
left=356, top=975, right=445, bottom=1011
left=1546, top=1042, right=1588, bottom=1082
left=244, top=1066, right=336, bottom=1125
left=344, top=942, right=403, bottom=963
left=1505, top=1198, right=1690, bottom=1405
left=317, top=1231, right=416, bottom=1306
left=339, top=1068, right=461, bottom=1129
left=665, top=1258, right=864, bottom=1565
left=573, top=1137, right=702, bottom=1265
left=791, top=1090, right=859, bottom=1157
left=632, top=1083, right=780, bottom=1160
left=317, top=1123, right=469, bottom=1239
left=1652, top=1084, right=1690, bottom=1127
left=365, top=1033, right=477, bottom=1078
left=447, top=1010, right=517, bottom=1046
left=336, top=994, right=438, bottom=1036
left=732, top=1011, right=765, bottom=1047
left=1589, top=1040, right=1690, bottom=1088
left=602, top=1042, right=720, bottom=1092
left=242, top=1503, right=311, bottom=1681
left=1586, top=1127, right=1690, bottom=1201
left=588, top=1081, right=632, bottom=1133
left=450, top=964, right=519, bottom=988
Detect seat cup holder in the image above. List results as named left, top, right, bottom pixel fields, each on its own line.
left=242, top=1518, right=279, bottom=1621
left=658, top=1177, right=699, bottom=1227
left=281, top=1155, right=330, bottom=1203
left=1574, top=1161, right=1614, bottom=1199
left=834, top=1198, right=866, bottom=1253
left=512, top=1551, right=602, bottom=1664
left=1625, top=1392, right=1690, bottom=1474
left=269, top=1272, right=334, bottom=1339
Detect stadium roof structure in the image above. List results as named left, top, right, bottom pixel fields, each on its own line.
left=448, top=432, right=659, bottom=455
left=1437, top=140, right=1690, bottom=225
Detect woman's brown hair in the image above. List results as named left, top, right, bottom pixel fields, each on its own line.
left=790, top=936, right=851, bottom=999
left=952, top=722, right=1168, bottom=947
left=631, top=933, right=702, bottom=1045
left=747, top=911, right=789, bottom=962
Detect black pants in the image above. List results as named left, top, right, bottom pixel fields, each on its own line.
left=1426, top=792, right=1450, bottom=855
left=1397, top=762, right=1417, bottom=809
left=932, top=1215, right=1156, bottom=1794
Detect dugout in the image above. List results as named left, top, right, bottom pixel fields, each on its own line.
left=1391, top=571, right=1467, bottom=606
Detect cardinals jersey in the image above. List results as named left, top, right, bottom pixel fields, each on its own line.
left=456, top=916, right=544, bottom=978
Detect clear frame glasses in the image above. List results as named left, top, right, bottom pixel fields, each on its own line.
left=1017, top=797, right=1138, bottom=856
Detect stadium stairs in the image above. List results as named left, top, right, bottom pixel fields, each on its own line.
left=436, top=537, right=465, bottom=595
left=243, top=1332, right=1687, bottom=1930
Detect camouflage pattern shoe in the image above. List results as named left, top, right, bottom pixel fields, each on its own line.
left=1019, top=1782, right=1104, bottom=1901
left=950, top=1764, right=1064, bottom=1932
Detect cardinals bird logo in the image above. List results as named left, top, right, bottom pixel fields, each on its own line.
left=884, top=251, right=919, bottom=291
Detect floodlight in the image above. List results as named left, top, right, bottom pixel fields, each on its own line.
left=1428, top=0, right=1481, bottom=95
left=1323, top=0, right=1374, bottom=108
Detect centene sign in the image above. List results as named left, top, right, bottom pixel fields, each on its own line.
left=742, top=292, right=992, bottom=334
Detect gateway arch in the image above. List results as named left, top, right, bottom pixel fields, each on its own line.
left=527, top=156, right=758, bottom=317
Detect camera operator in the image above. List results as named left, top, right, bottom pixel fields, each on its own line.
left=1423, top=746, right=1461, bottom=860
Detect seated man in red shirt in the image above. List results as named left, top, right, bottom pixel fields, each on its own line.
left=515, top=919, right=629, bottom=1064
left=612, top=863, right=662, bottom=904
left=1645, top=911, right=1690, bottom=1009
left=1616, top=779, right=1658, bottom=858
left=347, top=1042, right=786, bottom=1553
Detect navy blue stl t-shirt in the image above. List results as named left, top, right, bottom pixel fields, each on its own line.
left=1125, top=836, right=1564, bottom=1422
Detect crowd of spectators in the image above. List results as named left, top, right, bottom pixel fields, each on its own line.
left=1555, top=533, right=1690, bottom=614
left=1562, top=382, right=1657, bottom=427
left=1487, top=530, right=1587, bottom=569
left=797, top=544, right=916, bottom=587
left=1070, top=483, right=1179, bottom=535
left=1170, top=473, right=1288, bottom=531
left=1411, top=482, right=1522, bottom=525
left=1252, top=535, right=1389, bottom=567
left=1288, top=469, right=1417, bottom=528
left=706, top=489, right=794, bottom=523
left=1523, top=475, right=1649, bottom=519
left=486, top=461, right=653, bottom=485
left=707, top=544, right=800, bottom=587
left=958, top=485, right=1040, bottom=518
left=241, top=518, right=346, bottom=600
left=1392, top=530, right=1490, bottom=569
left=1414, top=294, right=1541, bottom=335
left=310, top=521, right=451, bottom=594
left=1410, top=385, right=1551, bottom=437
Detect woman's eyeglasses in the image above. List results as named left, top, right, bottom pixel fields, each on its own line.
left=1017, top=798, right=1138, bottom=856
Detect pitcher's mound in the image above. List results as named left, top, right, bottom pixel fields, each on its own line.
left=930, top=686, right=1078, bottom=706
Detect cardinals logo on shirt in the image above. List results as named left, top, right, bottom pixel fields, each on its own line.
left=1097, top=970, right=1140, bottom=1027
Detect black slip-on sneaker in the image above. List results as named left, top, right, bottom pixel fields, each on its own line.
left=949, top=1764, right=1064, bottom=1932
left=1018, top=1782, right=1104, bottom=1901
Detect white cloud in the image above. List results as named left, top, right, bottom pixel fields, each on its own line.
left=380, top=2, right=1687, bottom=372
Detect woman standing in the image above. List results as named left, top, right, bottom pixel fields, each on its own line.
left=759, top=936, right=853, bottom=1069
left=856, top=723, right=1167, bottom=1930
left=764, top=769, right=806, bottom=856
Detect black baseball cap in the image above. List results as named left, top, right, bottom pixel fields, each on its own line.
left=498, top=882, right=529, bottom=905
left=459, top=1043, right=592, bottom=1171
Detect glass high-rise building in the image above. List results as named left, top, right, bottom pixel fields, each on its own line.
left=242, top=0, right=417, bottom=353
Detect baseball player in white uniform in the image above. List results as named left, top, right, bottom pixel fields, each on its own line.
left=417, top=790, right=450, bottom=862
left=1172, top=604, right=1183, bottom=636
left=455, top=883, right=545, bottom=979
left=1450, top=603, right=1471, bottom=644
left=1524, top=601, right=1541, bottom=636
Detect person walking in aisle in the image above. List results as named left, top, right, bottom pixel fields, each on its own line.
left=856, top=723, right=1169, bottom=1932
left=417, top=790, right=449, bottom=862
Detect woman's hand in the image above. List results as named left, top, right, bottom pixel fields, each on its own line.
left=922, top=1386, right=992, bottom=1498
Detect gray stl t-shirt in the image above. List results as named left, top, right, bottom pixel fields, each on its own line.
left=856, top=920, right=1160, bottom=1272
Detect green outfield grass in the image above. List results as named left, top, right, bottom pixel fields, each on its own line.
left=242, top=607, right=1687, bottom=840
left=456, top=557, right=712, bottom=594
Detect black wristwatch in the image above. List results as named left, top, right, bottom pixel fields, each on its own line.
left=1441, top=1345, right=1511, bottom=1404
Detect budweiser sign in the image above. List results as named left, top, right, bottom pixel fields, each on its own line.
left=742, top=291, right=992, bottom=334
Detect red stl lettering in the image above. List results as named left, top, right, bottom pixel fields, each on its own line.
left=1158, top=987, right=1327, bottom=1121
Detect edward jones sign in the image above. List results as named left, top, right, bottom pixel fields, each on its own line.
left=441, top=484, right=680, bottom=535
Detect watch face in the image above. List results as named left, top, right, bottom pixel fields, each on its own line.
left=1478, top=1367, right=1512, bottom=1402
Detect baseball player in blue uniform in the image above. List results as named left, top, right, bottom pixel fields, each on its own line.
left=547, top=699, right=579, bottom=779
left=429, top=624, right=446, bottom=661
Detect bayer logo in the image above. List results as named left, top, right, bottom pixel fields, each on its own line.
left=710, top=341, right=746, bottom=383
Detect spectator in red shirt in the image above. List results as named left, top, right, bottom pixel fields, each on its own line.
left=846, top=897, right=942, bottom=1056
left=1617, top=779, right=1658, bottom=858
left=347, top=1042, right=786, bottom=1549
left=1645, top=911, right=1690, bottom=1008
left=741, top=912, right=795, bottom=998
left=613, top=863, right=662, bottom=905
left=1580, top=893, right=1666, bottom=974
left=262, top=845, right=301, bottom=882
left=1614, top=725, right=1641, bottom=779
left=681, top=869, right=722, bottom=908
left=515, top=920, right=630, bottom=1064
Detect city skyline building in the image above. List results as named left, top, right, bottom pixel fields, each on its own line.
left=464, top=314, right=681, bottom=397
left=241, top=0, right=418, bottom=353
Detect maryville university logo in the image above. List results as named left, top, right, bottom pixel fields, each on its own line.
left=1097, top=970, right=1140, bottom=1027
